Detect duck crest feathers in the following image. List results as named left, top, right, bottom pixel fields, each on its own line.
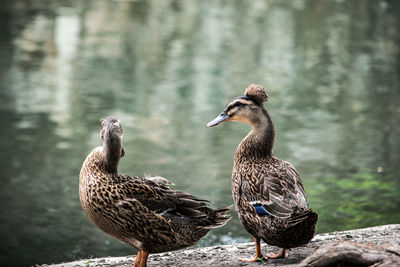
left=244, top=84, right=268, bottom=105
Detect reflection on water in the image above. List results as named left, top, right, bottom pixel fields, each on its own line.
left=0, top=0, right=399, bottom=266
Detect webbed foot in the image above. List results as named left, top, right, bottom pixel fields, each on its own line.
left=239, top=256, right=266, bottom=262
left=239, top=237, right=266, bottom=262
left=266, top=248, right=288, bottom=259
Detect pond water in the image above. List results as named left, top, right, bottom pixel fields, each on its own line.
left=0, top=0, right=399, bottom=266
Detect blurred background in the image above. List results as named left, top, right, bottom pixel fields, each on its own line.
left=0, top=0, right=399, bottom=266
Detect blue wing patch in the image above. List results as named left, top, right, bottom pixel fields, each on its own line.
left=252, top=203, right=271, bottom=216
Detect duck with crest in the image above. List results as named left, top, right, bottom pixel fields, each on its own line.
left=206, top=85, right=318, bottom=262
left=79, top=117, right=231, bottom=267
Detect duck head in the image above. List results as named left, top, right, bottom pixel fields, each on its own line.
left=206, top=84, right=269, bottom=129
left=101, top=117, right=123, bottom=142
left=100, top=117, right=125, bottom=173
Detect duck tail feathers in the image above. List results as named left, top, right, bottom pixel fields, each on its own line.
left=203, top=205, right=232, bottom=229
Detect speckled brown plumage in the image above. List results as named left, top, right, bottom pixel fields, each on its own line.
left=79, top=117, right=231, bottom=267
left=207, top=85, right=318, bottom=261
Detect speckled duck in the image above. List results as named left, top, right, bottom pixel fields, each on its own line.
left=207, top=85, right=318, bottom=261
left=79, top=117, right=231, bottom=267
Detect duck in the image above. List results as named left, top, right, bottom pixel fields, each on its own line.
left=79, top=117, right=231, bottom=267
left=206, top=85, right=318, bottom=262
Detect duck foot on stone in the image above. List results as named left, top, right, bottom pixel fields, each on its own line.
left=239, top=237, right=267, bottom=262
left=266, top=248, right=288, bottom=259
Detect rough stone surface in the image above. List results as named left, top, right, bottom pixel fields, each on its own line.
left=298, top=241, right=400, bottom=267
left=39, top=224, right=400, bottom=267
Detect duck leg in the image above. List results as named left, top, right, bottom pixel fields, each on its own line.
left=239, top=237, right=265, bottom=262
left=133, top=251, right=142, bottom=267
left=138, top=251, right=149, bottom=267
left=266, top=248, right=288, bottom=259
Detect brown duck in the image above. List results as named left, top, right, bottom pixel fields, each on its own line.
left=207, top=85, right=318, bottom=261
left=79, top=117, right=231, bottom=267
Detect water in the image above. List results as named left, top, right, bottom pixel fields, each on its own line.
left=0, top=0, right=399, bottom=266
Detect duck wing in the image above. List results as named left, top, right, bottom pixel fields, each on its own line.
left=120, top=175, right=210, bottom=216
left=98, top=174, right=211, bottom=245
left=235, top=159, right=309, bottom=220
left=112, top=196, right=177, bottom=245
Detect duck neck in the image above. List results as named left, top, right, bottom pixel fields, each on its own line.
left=102, top=133, right=122, bottom=173
left=235, top=108, right=275, bottom=162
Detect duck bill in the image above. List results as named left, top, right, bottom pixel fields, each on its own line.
left=206, top=112, right=230, bottom=127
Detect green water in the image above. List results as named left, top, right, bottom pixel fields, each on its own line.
left=0, top=0, right=399, bottom=266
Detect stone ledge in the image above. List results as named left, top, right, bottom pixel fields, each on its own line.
left=40, top=224, right=400, bottom=267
